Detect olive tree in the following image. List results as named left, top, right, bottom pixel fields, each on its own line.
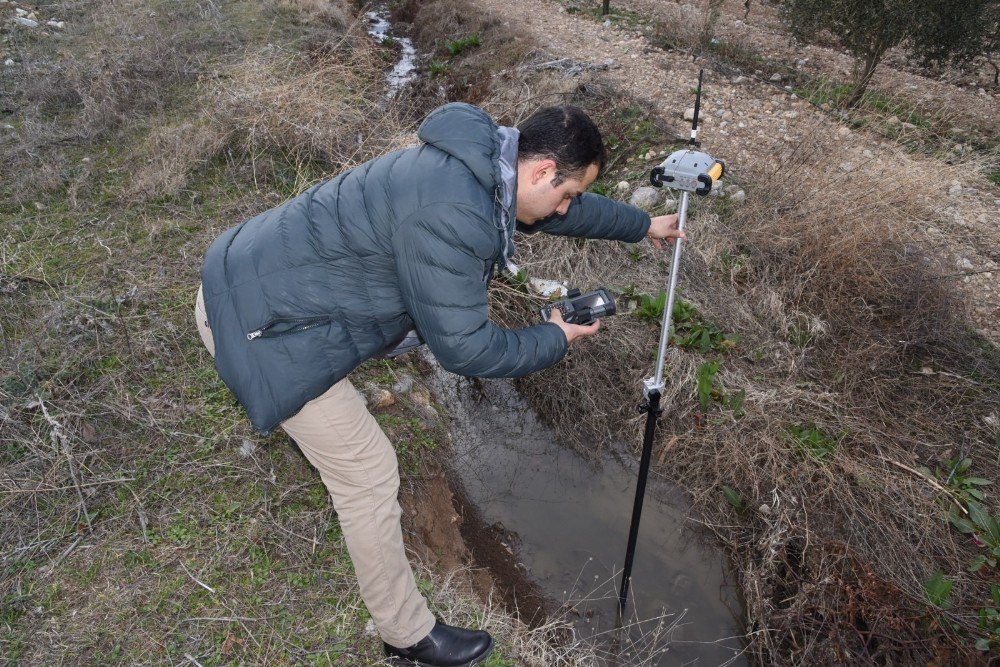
left=772, top=0, right=998, bottom=106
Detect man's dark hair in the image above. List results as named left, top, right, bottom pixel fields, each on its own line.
left=517, top=106, right=607, bottom=186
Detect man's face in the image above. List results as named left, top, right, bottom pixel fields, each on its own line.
left=515, top=159, right=600, bottom=225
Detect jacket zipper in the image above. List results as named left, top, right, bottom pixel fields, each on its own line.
left=247, top=316, right=332, bottom=341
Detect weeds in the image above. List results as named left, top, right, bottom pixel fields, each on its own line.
left=786, top=423, right=842, bottom=463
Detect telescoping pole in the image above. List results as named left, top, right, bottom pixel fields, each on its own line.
left=617, top=190, right=690, bottom=615
left=617, top=68, right=722, bottom=616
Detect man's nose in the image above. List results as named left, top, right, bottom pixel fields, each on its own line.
left=556, top=200, right=570, bottom=215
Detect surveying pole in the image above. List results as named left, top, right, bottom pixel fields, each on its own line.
left=617, top=69, right=725, bottom=615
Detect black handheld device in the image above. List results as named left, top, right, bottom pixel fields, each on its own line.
left=539, top=288, right=616, bottom=326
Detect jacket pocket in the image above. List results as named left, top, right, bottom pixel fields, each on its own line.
left=246, top=316, right=333, bottom=340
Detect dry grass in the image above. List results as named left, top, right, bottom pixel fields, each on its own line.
left=485, top=85, right=1000, bottom=662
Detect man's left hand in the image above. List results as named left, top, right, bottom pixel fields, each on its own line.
left=647, top=214, right=685, bottom=250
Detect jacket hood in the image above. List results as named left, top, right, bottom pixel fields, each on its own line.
left=417, top=103, right=502, bottom=191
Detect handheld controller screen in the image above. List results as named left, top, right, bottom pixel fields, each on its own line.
left=539, top=288, right=616, bottom=326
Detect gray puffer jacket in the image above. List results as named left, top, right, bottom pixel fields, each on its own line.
left=201, top=103, right=650, bottom=432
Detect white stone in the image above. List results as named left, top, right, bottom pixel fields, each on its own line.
left=683, top=108, right=695, bottom=121
left=616, top=180, right=630, bottom=193
left=796, top=59, right=807, bottom=67
left=714, top=109, right=725, bottom=117
left=839, top=162, right=854, bottom=172
left=769, top=73, right=782, bottom=82
left=4, top=59, right=13, bottom=66
left=46, top=20, right=64, bottom=29
left=958, top=258, right=974, bottom=271
left=783, top=110, right=798, bottom=118
left=629, top=186, right=665, bottom=211
left=862, top=149, right=874, bottom=158
left=15, top=7, right=26, bottom=16
left=13, top=16, right=38, bottom=27
left=948, top=184, right=962, bottom=196
left=901, top=122, right=917, bottom=130
left=731, top=190, right=746, bottom=204
left=837, top=126, right=851, bottom=137
left=603, top=19, right=611, bottom=27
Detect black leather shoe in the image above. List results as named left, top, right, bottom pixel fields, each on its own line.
left=383, top=620, right=494, bottom=666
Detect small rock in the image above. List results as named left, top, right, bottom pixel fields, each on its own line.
left=957, top=258, right=974, bottom=271
left=795, top=59, right=807, bottom=67
left=82, top=156, right=91, bottom=163
left=714, top=109, right=725, bottom=118
left=862, top=149, right=874, bottom=159
left=629, top=186, right=664, bottom=211
left=783, top=110, right=798, bottom=119
left=920, top=366, right=934, bottom=375
left=730, top=190, right=746, bottom=204
left=683, top=107, right=695, bottom=121
left=33, top=201, right=47, bottom=210
left=615, top=180, right=630, bottom=193
left=26, top=12, right=36, bottom=20
left=365, top=619, right=378, bottom=636
left=15, top=7, right=27, bottom=16
left=758, top=504, right=771, bottom=515
left=663, top=197, right=677, bottom=214
left=603, top=19, right=611, bottom=27
left=839, top=162, right=854, bottom=172
left=769, top=73, right=782, bottom=82
left=13, top=17, right=39, bottom=27
left=46, top=20, right=64, bottom=29
left=837, top=126, right=851, bottom=137
left=366, top=388, right=394, bottom=409
left=4, top=59, right=13, bottom=66
left=901, top=122, right=917, bottom=130
left=0, top=124, right=14, bottom=131
left=948, top=183, right=962, bottom=197
left=392, top=375, right=414, bottom=394
left=238, top=439, right=257, bottom=458
left=885, top=116, right=900, bottom=126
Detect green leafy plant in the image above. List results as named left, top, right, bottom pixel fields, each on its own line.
left=919, top=456, right=992, bottom=505
left=445, top=34, right=481, bottom=56
left=787, top=423, right=843, bottom=463
left=696, top=360, right=721, bottom=409
left=924, top=570, right=953, bottom=609
left=949, top=500, right=1000, bottom=572
left=634, top=291, right=666, bottom=323
left=671, top=299, right=741, bottom=353
left=976, top=584, right=1000, bottom=652
left=429, top=60, right=449, bottom=77
left=721, top=485, right=746, bottom=515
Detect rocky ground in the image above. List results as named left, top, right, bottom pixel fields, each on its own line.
left=471, top=0, right=999, bottom=340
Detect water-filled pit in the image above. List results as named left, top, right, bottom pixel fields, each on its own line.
left=424, top=358, right=746, bottom=665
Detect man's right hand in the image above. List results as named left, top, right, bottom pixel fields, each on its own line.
left=547, top=307, right=601, bottom=345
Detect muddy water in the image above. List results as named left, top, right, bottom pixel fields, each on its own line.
left=365, top=9, right=417, bottom=98
left=424, top=358, right=746, bottom=666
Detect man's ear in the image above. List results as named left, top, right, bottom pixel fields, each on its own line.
left=530, top=159, right=558, bottom=185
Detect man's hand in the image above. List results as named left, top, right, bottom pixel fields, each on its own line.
left=647, top=214, right=685, bottom=250
left=547, top=307, right=600, bottom=345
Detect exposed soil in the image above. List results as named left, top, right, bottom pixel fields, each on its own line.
left=401, top=459, right=553, bottom=629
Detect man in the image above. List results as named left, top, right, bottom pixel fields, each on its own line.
left=195, top=102, right=682, bottom=666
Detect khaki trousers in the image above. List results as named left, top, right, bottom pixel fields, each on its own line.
left=195, top=287, right=435, bottom=648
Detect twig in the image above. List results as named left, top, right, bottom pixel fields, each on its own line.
left=184, top=654, right=205, bottom=667
left=51, top=535, right=84, bottom=569
left=180, top=561, right=216, bottom=594
left=37, top=396, right=93, bottom=532
left=0, top=478, right=135, bottom=495
left=879, top=456, right=968, bottom=514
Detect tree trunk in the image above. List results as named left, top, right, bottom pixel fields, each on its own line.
left=844, top=48, right=884, bottom=108
left=603, top=0, right=610, bottom=15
